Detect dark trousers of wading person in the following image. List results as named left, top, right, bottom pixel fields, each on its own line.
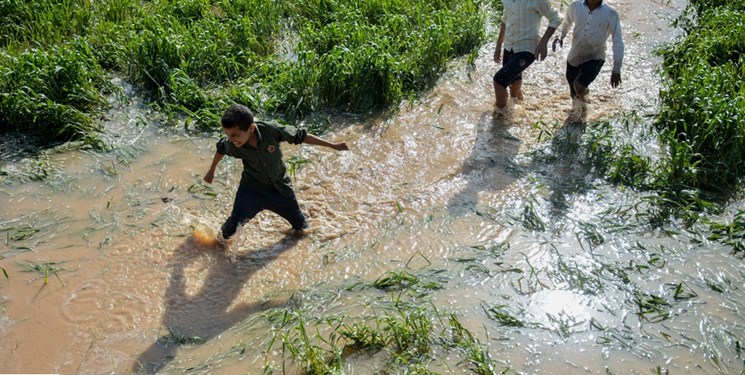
left=220, top=176, right=308, bottom=239
left=493, top=49, right=536, bottom=108
left=565, top=59, right=604, bottom=100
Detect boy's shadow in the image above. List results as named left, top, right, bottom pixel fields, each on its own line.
left=446, top=111, right=521, bottom=217
left=131, top=235, right=300, bottom=374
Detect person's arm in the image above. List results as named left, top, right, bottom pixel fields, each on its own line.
left=494, top=22, right=506, bottom=63
left=537, top=1, right=561, bottom=60
left=303, top=134, right=349, bottom=151
left=552, top=5, right=573, bottom=52
left=535, top=27, right=557, bottom=61
left=203, top=151, right=224, bottom=183
left=610, top=13, right=624, bottom=88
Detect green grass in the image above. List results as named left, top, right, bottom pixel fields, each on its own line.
left=655, top=3, right=745, bottom=201
left=253, top=274, right=503, bottom=374
left=0, top=39, right=112, bottom=145
left=19, top=261, right=66, bottom=286
left=1, top=0, right=487, bottom=146
left=705, top=210, right=745, bottom=255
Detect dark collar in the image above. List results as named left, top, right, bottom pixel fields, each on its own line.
left=584, top=0, right=603, bottom=10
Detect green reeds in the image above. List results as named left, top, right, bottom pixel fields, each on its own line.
left=20, top=261, right=65, bottom=286
left=483, top=304, right=527, bottom=328
left=447, top=315, right=497, bottom=375
left=706, top=209, right=745, bottom=255
left=656, top=5, right=745, bottom=197
left=1, top=0, right=487, bottom=144
left=158, top=327, right=205, bottom=347
left=633, top=291, right=671, bottom=323
left=0, top=0, right=93, bottom=50
left=0, top=39, right=112, bottom=145
left=287, top=0, right=485, bottom=114
left=261, top=276, right=499, bottom=373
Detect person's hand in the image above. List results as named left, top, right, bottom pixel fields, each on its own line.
left=334, top=142, right=349, bottom=151
left=203, top=171, right=214, bottom=184
left=552, top=37, right=563, bottom=52
left=610, top=72, right=622, bottom=88
left=535, top=41, right=549, bottom=61
left=494, top=47, right=502, bottom=63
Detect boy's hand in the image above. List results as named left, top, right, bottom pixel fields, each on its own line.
left=494, top=46, right=502, bottom=63
left=535, top=41, right=549, bottom=61
left=333, top=142, right=349, bottom=151
left=552, top=37, right=563, bottom=52
left=204, top=171, right=215, bottom=184
left=610, top=73, right=622, bottom=88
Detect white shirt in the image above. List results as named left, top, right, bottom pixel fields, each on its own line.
left=560, top=0, right=624, bottom=73
left=502, top=0, right=563, bottom=54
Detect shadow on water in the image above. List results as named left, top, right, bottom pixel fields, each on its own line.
left=446, top=110, right=521, bottom=216
left=544, top=106, right=593, bottom=221
left=131, top=235, right=301, bottom=374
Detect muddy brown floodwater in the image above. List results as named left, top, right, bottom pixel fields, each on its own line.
left=3, top=0, right=744, bottom=374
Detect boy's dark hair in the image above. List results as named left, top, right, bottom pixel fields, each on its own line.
left=221, top=104, right=254, bottom=131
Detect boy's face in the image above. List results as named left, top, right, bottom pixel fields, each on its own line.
left=223, top=124, right=255, bottom=148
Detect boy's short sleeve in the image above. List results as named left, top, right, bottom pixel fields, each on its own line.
left=271, top=123, right=308, bottom=145
left=216, top=138, right=229, bottom=155
left=543, top=1, right=562, bottom=30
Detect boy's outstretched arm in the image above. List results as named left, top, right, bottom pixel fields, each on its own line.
left=303, top=134, right=349, bottom=151
left=203, top=152, right=224, bottom=183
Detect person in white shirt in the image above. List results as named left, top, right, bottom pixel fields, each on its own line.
left=494, top=0, right=563, bottom=109
left=552, top=0, right=624, bottom=103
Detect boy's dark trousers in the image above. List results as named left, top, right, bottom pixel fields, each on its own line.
left=221, top=177, right=307, bottom=238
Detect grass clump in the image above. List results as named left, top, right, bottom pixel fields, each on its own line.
left=656, top=4, right=745, bottom=199
left=283, top=0, right=485, bottom=114
left=259, top=275, right=500, bottom=374
left=706, top=210, right=745, bottom=255
left=19, top=261, right=66, bottom=286
left=1, top=0, right=487, bottom=146
left=0, top=39, right=112, bottom=145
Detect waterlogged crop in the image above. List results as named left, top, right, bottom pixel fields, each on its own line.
left=657, top=4, right=745, bottom=197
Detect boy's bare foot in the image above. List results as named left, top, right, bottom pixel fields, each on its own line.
left=492, top=106, right=509, bottom=119
left=216, top=233, right=233, bottom=247
left=509, top=89, right=524, bottom=102
left=576, top=88, right=591, bottom=103
left=569, top=98, right=587, bottom=122
left=577, top=94, right=591, bottom=104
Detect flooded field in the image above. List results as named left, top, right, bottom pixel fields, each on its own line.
left=3, top=0, right=745, bottom=374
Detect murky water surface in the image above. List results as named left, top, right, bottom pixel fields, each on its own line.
left=3, top=1, right=744, bottom=374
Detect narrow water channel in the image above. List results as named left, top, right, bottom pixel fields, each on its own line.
left=3, top=0, right=743, bottom=374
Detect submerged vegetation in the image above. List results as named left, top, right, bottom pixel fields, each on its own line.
left=0, top=0, right=487, bottom=145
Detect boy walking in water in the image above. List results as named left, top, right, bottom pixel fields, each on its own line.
left=203, top=104, right=349, bottom=243
left=494, top=0, right=562, bottom=109
left=552, top=0, right=624, bottom=103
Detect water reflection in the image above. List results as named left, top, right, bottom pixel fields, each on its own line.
left=132, top=235, right=300, bottom=373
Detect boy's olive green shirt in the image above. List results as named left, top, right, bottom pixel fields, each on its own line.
left=216, top=121, right=307, bottom=198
